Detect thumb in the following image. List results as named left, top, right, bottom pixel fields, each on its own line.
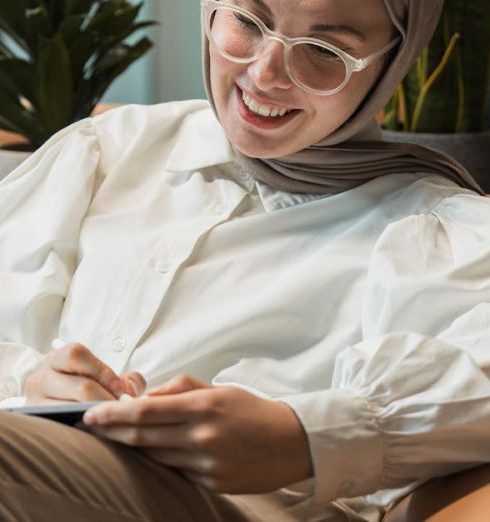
left=146, top=374, right=210, bottom=396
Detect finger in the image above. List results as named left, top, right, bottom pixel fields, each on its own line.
left=86, top=423, right=192, bottom=449
left=26, top=397, right=77, bottom=406
left=120, top=372, right=146, bottom=397
left=48, top=343, right=123, bottom=397
left=145, top=448, right=216, bottom=478
left=83, top=392, right=206, bottom=426
left=40, top=367, right=117, bottom=402
left=179, top=468, right=220, bottom=491
left=146, top=374, right=210, bottom=396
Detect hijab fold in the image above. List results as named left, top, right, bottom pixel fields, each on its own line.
left=202, top=0, right=484, bottom=196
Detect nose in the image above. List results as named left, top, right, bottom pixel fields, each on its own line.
left=247, top=38, right=293, bottom=92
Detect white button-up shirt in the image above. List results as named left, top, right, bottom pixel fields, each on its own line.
left=2, top=100, right=490, bottom=518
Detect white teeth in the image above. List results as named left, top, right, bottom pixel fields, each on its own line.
left=242, top=91, right=291, bottom=117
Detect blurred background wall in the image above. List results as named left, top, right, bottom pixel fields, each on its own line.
left=103, top=0, right=206, bottom=105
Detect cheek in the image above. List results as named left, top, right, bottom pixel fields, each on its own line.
left=310, top=68, right=380, bottom=133
left=347, top=63, right=385, bottom=106
left=306, top=94, right=358, bottom=140
left=209, top=49, right=242, bottom=102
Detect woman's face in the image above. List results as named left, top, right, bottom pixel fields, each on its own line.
left=209, top=0, right=395, bottom=158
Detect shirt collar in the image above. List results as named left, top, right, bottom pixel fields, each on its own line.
left=165, top=106, right=235, bottom=172
left=165, top=104, right=328, bottom=212
left=256, top=181, right=328, bottom=212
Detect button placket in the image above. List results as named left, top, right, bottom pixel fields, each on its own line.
left=152, top=240, right=174, bottom=277
left=155, top=258, right=172, bottom=275
left=212, top=202, right=226, bottom=215
left=113, top=335, right=127, bottom=352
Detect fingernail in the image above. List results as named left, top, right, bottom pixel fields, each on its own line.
left=110, top=378, right=123, bottom=396
left=83, top=411, right=97, bottom=425
left=128, top=375, right=144, bottom=395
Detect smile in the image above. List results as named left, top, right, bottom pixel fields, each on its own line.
left=241, top=91, right=294, bottom=118
left=235, top=85, right=301, bottom=130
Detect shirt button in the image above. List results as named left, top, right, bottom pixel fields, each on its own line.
left=156, top=260, right=171, bottom=274
left=113, top=336, right=127, bottom=352
left=240, top=170, right=251, bottom=181
left=213, top=203, right=226, bottom=215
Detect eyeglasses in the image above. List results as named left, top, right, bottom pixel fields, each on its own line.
left=201, top=0, right=401, bottom=96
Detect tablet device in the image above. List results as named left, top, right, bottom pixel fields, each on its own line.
left=2, top=402, right=103, bottom=426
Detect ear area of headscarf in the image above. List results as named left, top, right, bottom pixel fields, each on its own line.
left=383, top=0, right=407, bottom=39
left=319, top=0, right=445, bottom=146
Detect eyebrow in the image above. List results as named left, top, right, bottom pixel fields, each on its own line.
left=310, top=23, right=366, bottom=42
left=250, top=0, right=367, bottom=42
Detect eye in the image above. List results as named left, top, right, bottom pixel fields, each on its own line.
left=234, top=13, right=260, bottom=32
left=307, top=44, right=342, bottom=62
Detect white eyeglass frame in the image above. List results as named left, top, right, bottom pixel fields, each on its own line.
left=201, top=0, right=401, bottom=96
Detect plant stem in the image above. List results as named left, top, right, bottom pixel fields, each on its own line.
left=411, top=32, right=461, bottom=132
left=455, top=48, right=465, bottom=132
left=397, top=83, right=409, bottom=131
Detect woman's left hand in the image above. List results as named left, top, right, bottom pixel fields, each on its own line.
left=82, top=374, right=313, bottom=494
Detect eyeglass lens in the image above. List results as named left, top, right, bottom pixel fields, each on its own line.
left=208, top=5, right=347, bottom=92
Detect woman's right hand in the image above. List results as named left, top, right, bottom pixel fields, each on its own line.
left=24, top=343, right=146, bottom=405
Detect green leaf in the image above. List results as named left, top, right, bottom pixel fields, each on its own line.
left=86, top=3, right=141, bottom=36
left=74, top=37, right=152, bottom=120
left=0, top=1, right=52, bottom=56
left=64, top=0, right=100, bottom=17
left=485, top=52, right=490, bottom=129
left=0, top=91, right=45, bottom=145
left=58, top=13, right=84, bottom=47
left=0, top=0, right=154, bottom=147
left=37, top=33, right=74, bottom=133
left=0, top=57, right=37, bottom=103
left=0, top=1, right=35, bottom=57
left=44, top=0, right=68, bottom=31
left=68, top=31, right=99, bottom=84
left=0, top=114, right=21, bottom=134
left=89, top=19, right=156, bottom=73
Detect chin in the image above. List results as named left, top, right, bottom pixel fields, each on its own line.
left=226, top=128, right=301, bottom=158
left=232, top=141, right=291, bottom=159
left=233, top=143, right=277, bottom=159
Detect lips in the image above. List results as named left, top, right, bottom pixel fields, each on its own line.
left=242, top=90, right=293, bottom=117
left=235, top=85, right=301, bottom=130
left=238, top=84, right=297, bottom=113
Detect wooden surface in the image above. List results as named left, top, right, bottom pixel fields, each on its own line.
left=0, top=129, right=25, bottom=147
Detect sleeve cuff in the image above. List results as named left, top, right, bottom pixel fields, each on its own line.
left=276, top=388, right=383, bottom=504
left=0, top=396, right=27, bottom=408
left=0, top=343, right=45, bottom=399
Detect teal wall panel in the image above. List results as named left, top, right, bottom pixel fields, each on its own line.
left=103, top=0, right=206, bottom=105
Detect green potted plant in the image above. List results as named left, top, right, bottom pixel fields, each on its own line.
left=0, top=0, right=155, bottom=178
left=382, top=0, right=490, bottom=191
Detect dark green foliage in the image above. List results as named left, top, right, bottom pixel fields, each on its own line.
left=384, top=0, right=490, bottom=133
left=0, top=0, right=155, bottom=147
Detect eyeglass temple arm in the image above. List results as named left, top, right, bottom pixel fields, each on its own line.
left=354, top=36, right=403, bottom=71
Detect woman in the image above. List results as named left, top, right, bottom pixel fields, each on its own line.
left=1, top=0, right=490, bottom=520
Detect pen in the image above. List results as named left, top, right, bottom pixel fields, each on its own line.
left=51, top=338, right=134, bottom=401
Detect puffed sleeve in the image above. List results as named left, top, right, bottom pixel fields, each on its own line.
left=280, top=192, right=490, bottom=505
left=0, top=119, right=101, bottom=404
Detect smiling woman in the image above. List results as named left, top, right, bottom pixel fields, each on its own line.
left=204, top=0, right=481, bottom=195
left=1, top=1, right=490, bottom=522
left=206, top=0, right=398, bottom=157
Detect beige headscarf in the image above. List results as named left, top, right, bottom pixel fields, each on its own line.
left=202, top=0, right=484, bottom=195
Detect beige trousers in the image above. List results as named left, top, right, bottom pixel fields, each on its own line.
left=0, top=411, right=316, bottom=522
